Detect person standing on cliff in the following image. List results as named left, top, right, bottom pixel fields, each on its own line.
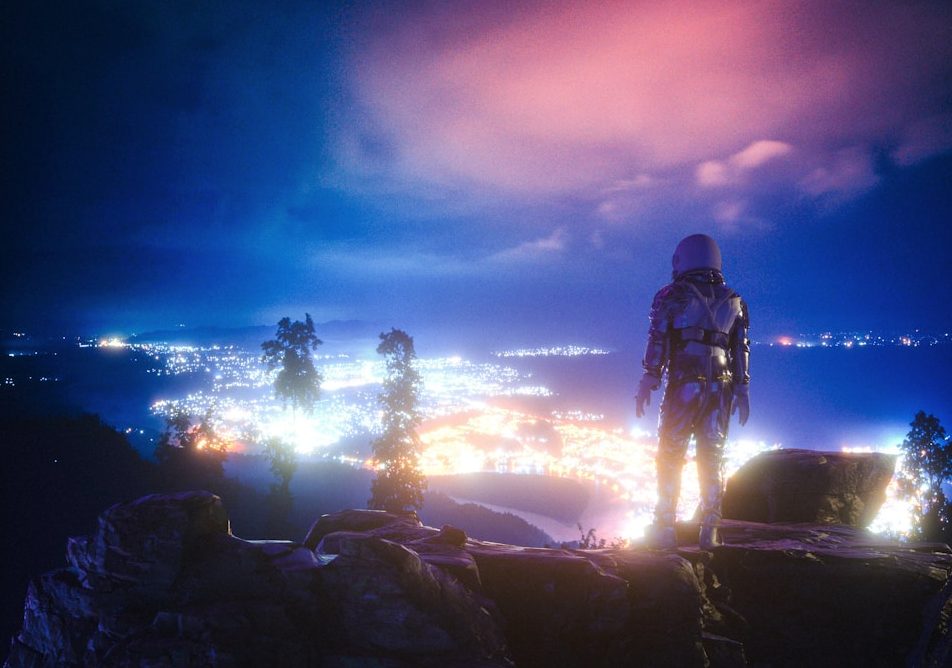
left=635, top=234, right=750, bottom=550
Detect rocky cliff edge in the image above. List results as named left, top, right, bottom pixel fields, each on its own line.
left=6, top=451, right=952, bottom=667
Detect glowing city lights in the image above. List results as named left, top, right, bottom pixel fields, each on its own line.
left=493, top=345, right=612, bottom=358
left=98, top=337, right=128, bottom=348
left=134, top=340, right=919, bottom=538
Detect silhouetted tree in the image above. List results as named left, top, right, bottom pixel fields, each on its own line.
left=261, top=314, right=323, bottom=414
left=264, top=436, right=298, bottom=492
left=263, top=437, right=296, bottom=536
left=155, top=408, right=228, bottom=487
left=896, top=411, right=952, bottom=542
left=262, top=436, right=298, bottom=535
left=369, top=328, right=426, bottom=513
left=263, top=435, right=297, bottom=529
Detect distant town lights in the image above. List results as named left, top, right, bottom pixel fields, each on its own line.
left=493, top=345, right=612, bottom=358
left=98, top=337, right=127, bottom=348
left=127, top=337, right=923, bottom=538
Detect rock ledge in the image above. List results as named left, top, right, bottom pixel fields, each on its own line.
left=7, top=489, right=952, bottom=667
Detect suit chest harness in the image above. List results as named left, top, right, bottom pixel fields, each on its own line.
left=671, top=282, right=737, bottom=351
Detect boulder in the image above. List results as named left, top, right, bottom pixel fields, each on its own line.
left=707, top=520, right=952, bottom=667
left=318, top=534, right=509, bottom=664
left=303, top=508, right=424, bottom=549
left=722, top=448, right=896, bottom=526
left=68, top=490, right=230, bottom=589
left=409, top=526, right=483, bottom=590
left=465, top=545, right=633, bottom=667
left=598, top=550, right=710, bottom=667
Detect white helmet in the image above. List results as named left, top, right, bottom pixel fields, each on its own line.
left=672, top=234, right=721, bottom=277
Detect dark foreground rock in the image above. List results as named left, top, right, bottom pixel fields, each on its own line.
left=6, top=493, right=509, bottom=667
left=723, top=448, right=897, bottom=526
left=7, top=492, right=952, bottom=667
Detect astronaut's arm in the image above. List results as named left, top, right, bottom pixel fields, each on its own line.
left=729, top=299, right=750, bottom=385
left=635, top=289, right=670, bottom=417
left=642, top=289, right=671, bottom=380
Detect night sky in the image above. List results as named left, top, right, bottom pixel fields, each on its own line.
left=4, top=1, right=952, bottom=342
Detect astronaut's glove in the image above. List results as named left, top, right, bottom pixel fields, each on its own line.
left=635, top=374, right=661, bottom=418
left=732, top=384, right=750, bottom=426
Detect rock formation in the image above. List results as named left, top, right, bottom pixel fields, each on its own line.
left=6, top=450, right=952, bottom=667
left=722, top=448, right=897, bottom=526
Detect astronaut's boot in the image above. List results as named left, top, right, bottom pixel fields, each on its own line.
left=698, top=516, right=723, bottom=551
left=646, top=515, right=677, bottom=550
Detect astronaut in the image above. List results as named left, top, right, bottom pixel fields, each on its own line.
left=635, top=234, right=750, bottom=550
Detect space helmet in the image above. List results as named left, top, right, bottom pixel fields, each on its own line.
left=671, top=234, right=721, bottom=278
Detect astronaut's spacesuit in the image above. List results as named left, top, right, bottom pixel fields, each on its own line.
left=635, top=234, right=750, bottom=550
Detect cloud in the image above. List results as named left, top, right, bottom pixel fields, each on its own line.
left=696, top=139, right=793, bottom=187
left=696, top=161, right=731, bottom=188
left=340, top=1, right=952, bottom=208
left=308, top=226, right=569, bottom=280
left=310, top=245, right=473, bottom=279
left=706, top=197, right=774, bottom=233
left=602, top=175, right=658, bottom=193
left=593, top=174, right=661, bottom=222
left=799, top=146, right=879, bottom=199
left=713, top=200, right=747, bottom=225
left=893, top=114, right=952, bottom=167
left=730, top=140, right=794, bottom=170
left=488, top=227, right=568, bottom=263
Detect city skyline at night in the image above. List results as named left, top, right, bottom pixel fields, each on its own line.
left=2, top=327, right=936, bottom=540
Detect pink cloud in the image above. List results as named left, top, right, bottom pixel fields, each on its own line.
left=696, top=161, right=731, bottom=188
left=342, top=1, right=952, bottom=203
left=730, top=140, right=794, bottom=170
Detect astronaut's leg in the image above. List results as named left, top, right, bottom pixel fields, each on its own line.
left=696, top=440, right=724, bottom=549
left=696, top=382, right=732, bottom=550
left=648, top=382, right=699, bottom=548
left=649, top=435, right=688, bottom=548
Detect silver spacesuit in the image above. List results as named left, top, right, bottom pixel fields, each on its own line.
left=635, top=234, right=750, bottom=550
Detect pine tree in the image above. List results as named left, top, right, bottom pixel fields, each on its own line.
left=369, top=328, right=426, bottom=513
left=261, top=314, right=323, bottom=414
left=896, top=411, right=952, bottom=541
left=260, top=315, right=322, bottom=533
